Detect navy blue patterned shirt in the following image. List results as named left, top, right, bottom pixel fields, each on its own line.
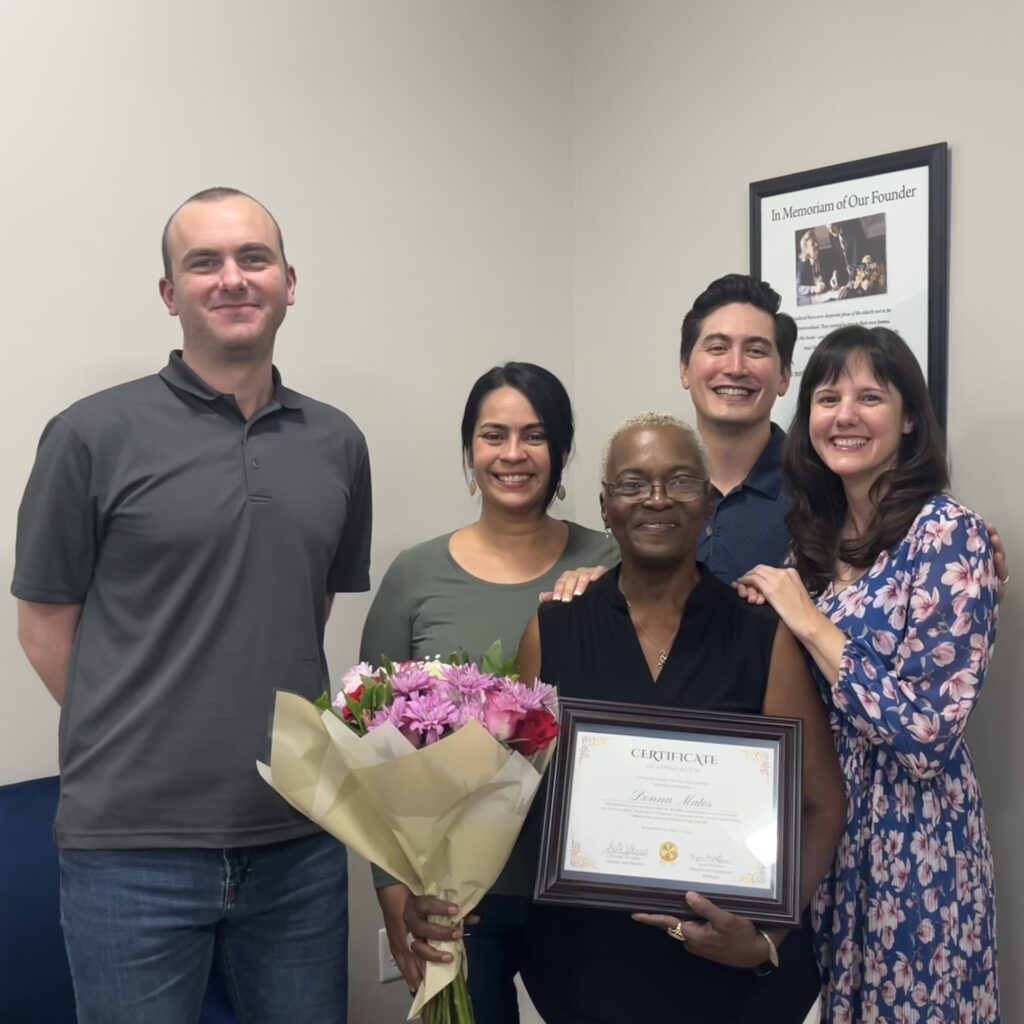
left=698, top=424, right=792, bottom=582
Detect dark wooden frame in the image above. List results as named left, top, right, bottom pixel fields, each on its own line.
left=750, top=142, right=950, bottom=428
left=534, top=697, right=804, bottom=928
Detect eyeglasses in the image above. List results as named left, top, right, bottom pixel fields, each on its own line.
left=602, top=476, right=709, bottom=503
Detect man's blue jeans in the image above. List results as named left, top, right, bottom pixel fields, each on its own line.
left=59, top=832, right=348, bottom=1024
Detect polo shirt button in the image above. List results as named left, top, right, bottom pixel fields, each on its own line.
left=250, top=458, right=260, bottom=469
left=705, top=525, right=712, bottom=536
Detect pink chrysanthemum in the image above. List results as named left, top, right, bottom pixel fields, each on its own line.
left=401, top=692, right=461, bottom=745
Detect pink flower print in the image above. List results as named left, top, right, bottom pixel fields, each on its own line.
left=908, top=711, right=941, bottom=744
left=882, top=979, right=898, bottom=1005
left=872, top=628, right=898, bottom=655
left=930, top=973, right=952, bottom=1002
left=966, top=520, right=985, bottom=553
left=898, top=628, right=925, bottom=662
left=912, top=561, right=932, bottom=590
left=839, top=585, right=871, bottom=619
left=957, top=1003, right=976, bottom=1024
left=911, top=981, right=929, bottom=1007
left=930, top=943, right=951, bottom=976
left=976, top=986, right=998, bottom=1021
left=950, top=611, right=975, bottom=637
left=932, top=641, right=956, bottom=667
left=893, top=1004, right=921, bottom=1023
left=941, top=699, right=972, bottom=725
left=853, top=682, right=883, bottom=719
left=874, top=572, right=910, bottom=615
left=916, top=918, right=935, bottom=944
left=893, top=952, right=914, bottom=991
left=922, top=516, right=957, bottom=553
left=891, top=856, right=911, bottom=892
left=968, top=632, right=990, bottom=673
left=864, top=943, right=889, bottom=985
left=937, top=667, right=978, bottom=708
left=862, top=993, right=882, bottom=1024
left=939, top=902, right=960, bottom=944
left=910, top=586, right=941, bottom=623
left=942, top=555, right=981, bottom=598
left=923, top=887, right=941, bottom=914
left=904, top=752, right=934, bottom=778
left=959, top=918, right=982, bottom=956
left=944, top=778, right=966, bottom=818
left=833, top=1002, right=853, bottom=1024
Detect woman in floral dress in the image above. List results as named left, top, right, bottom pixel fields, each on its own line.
left=738, top=325, right=1000, bottom=1023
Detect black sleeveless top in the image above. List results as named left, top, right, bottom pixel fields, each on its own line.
left=520, top=565, right=821, bottom=1024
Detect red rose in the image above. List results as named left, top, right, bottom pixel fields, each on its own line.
left=510, top=709, right=559, bottom=756
left=341, top=684, right=365, bottom=721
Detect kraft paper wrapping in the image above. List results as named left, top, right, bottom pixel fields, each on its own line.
left=257, top=690, right=548, bottom=1019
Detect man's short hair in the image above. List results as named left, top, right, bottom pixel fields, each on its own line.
left=160, top=187, right=287, bottom=279
left=680, top=274, right=795, bottom=373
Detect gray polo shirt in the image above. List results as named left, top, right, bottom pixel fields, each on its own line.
left=13, top=352, right=372, bottom=849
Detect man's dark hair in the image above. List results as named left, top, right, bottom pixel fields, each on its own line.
left=460, top=362, right=574, bottom=509
left=160, top=187, right=287, bottom=279
left=680, top=274, right=795, bottom=372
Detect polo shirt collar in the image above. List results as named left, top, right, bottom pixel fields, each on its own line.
left=159, top=351, right=304, bottom=410
left=742, top=423, right=786, bottom=499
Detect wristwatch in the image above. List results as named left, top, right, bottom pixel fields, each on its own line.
left=751, top=928, right=779, bottom=977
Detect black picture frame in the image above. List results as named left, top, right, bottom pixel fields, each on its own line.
left=534, top=697, right=804, bottom=928
left=750, top=142, right=949, bottom=428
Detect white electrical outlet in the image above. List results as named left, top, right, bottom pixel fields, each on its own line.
left=377, top=927, right=402, bottom=984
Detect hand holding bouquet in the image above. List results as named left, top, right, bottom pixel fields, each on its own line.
left=257, top=643, right=558, bottom=1022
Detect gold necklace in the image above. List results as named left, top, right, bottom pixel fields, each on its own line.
left=625, top=599, right=676, bottom=667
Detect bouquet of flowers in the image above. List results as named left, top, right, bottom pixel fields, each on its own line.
left=257, top=643, right=559, bottom=1024
left=853, top=253, right=886, bottom=293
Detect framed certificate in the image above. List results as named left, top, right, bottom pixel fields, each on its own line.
left=534, top=697, right=803, bottom=928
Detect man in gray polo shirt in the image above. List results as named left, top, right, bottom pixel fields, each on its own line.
left=12, top=187, right=370, bottom=1023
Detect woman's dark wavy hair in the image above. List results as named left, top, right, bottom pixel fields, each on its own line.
left=460, top=362, right=574, bottom=509
left=784, top=326, right=949, bottom=596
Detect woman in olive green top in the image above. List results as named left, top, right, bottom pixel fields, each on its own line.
left=359, top=362, right=613, bottom=1022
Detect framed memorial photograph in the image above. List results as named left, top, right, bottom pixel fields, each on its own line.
left=534, top=697, right=803, bottom=928
left=750, top=142, right=949, bottom=428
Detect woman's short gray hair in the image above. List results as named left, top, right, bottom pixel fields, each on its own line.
left=601, top=412, right=709, bottom=480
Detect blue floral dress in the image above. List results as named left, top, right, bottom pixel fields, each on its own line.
left=811, top=495, right=1000, bottom=1024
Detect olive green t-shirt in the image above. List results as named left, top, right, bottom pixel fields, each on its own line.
left=359, top=521, right=616, bottom=894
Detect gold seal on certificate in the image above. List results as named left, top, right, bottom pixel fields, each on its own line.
left=534, top=697, right=802, bottom=927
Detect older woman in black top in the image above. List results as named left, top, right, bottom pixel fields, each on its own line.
left=512, top=413, right=844, bottom=1023
left=405, top=413, right=844, bottom=1021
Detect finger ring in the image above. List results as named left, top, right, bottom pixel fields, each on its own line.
left=667, top=922, right=685, bottom=942
left=999, top=574, right=1010, bottom=586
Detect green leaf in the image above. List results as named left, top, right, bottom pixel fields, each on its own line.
left=344, top=692, right=366, bottom=733
left=314, top=691, right=332, bottom=712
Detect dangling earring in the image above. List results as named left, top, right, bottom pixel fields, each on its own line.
left=468, top=477, right=478, bottom=497
left=556, top=483, right=566, bottom=502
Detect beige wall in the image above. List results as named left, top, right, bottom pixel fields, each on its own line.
left=571, top=2, right=1023, bottom=1019
left=0, top=2, right=572, bottom=1021
left=2, top=0, right=1020, bottom=1020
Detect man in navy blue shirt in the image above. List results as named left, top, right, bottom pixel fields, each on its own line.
left=679, top=274, right=796, bottom=582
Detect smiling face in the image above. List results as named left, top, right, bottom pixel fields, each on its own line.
left=158, top=195, right=296, bottom=362
left=680, top=302, right=790, bottom=432
left=468, top=386, right=554, bottom=517
left=601, top=424, right=710, bottom=568
left=809, top=351, right=914, bottom=493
